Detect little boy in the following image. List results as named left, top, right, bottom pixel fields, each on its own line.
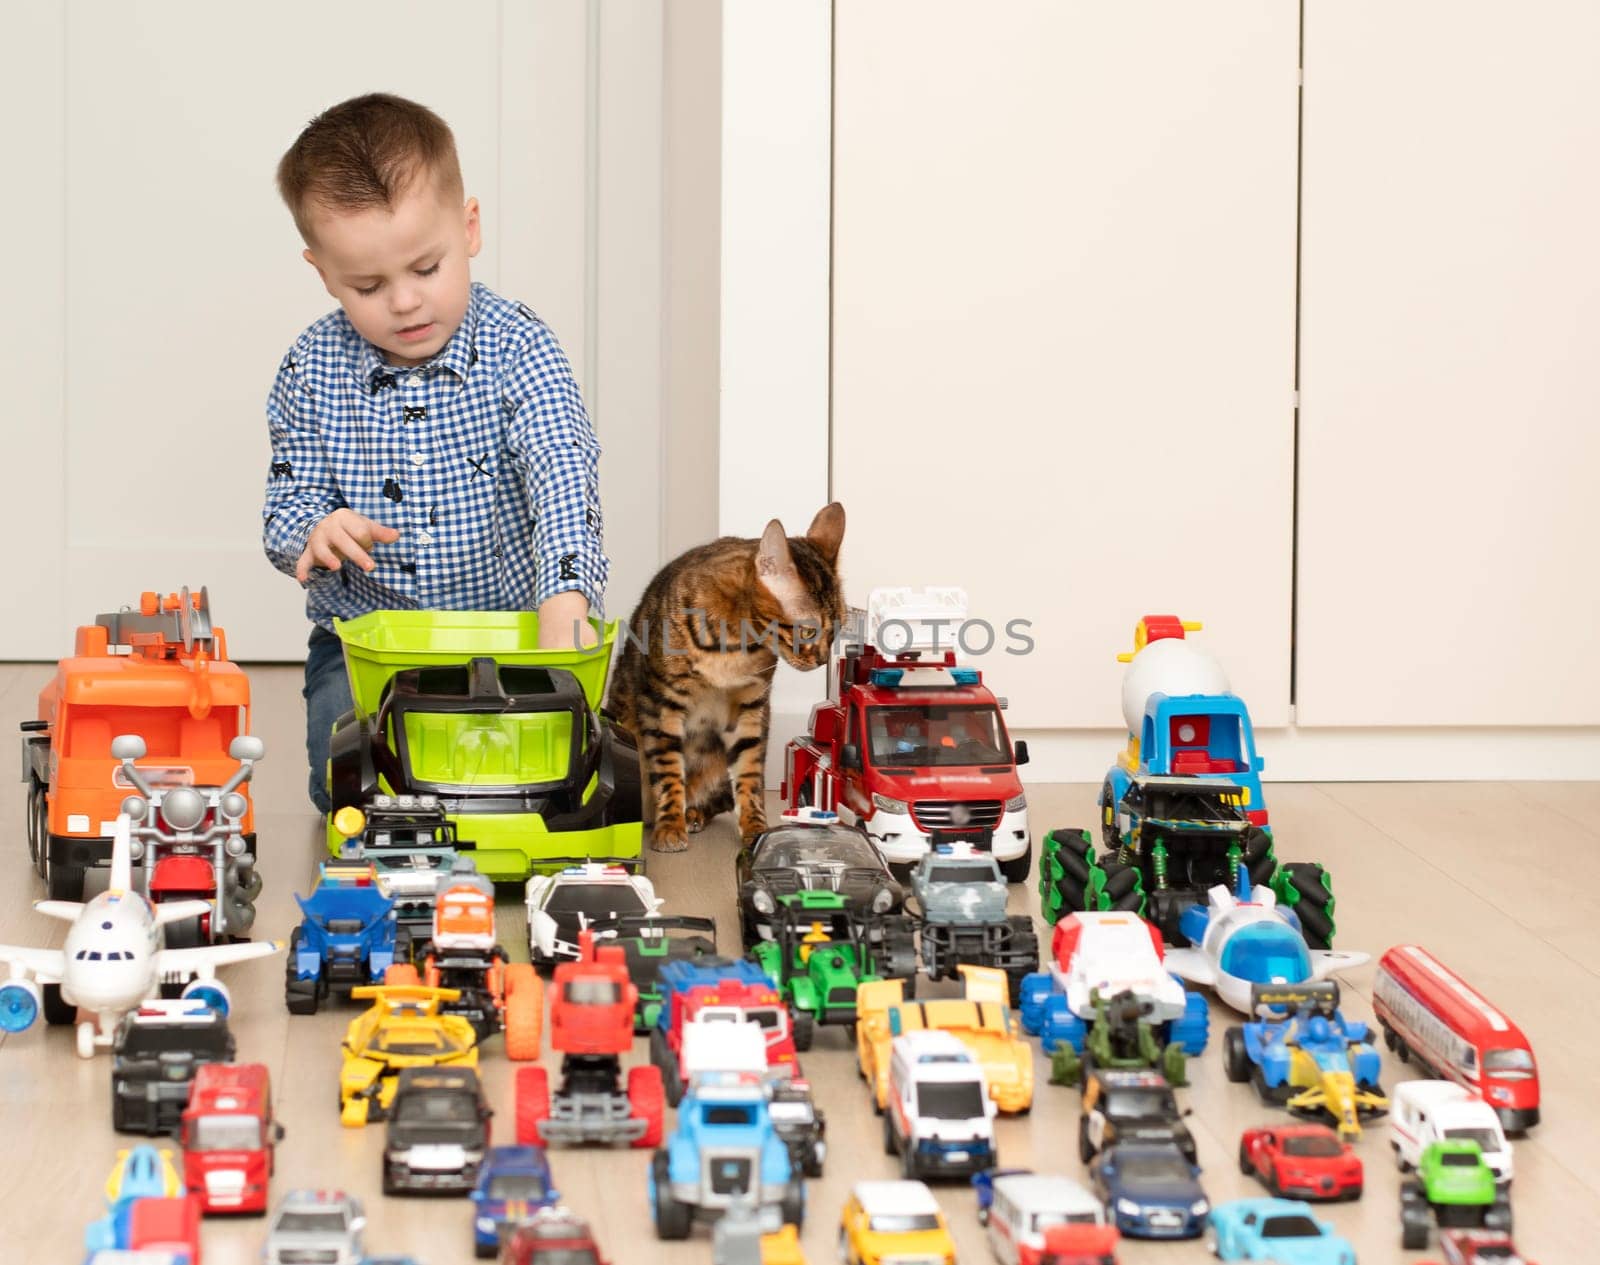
left=262, top=93, right=607, bottom=812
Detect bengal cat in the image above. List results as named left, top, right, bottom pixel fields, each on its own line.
left=605, top=503, right=846, bottom=853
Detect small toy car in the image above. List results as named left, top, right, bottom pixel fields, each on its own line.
left=1205, top=1197, right=1355, bottom=1263
left=179, top=1061, right=282, bottom=1214
left=1426, top=1228, right=1539, bottom=1265
left=111, top=1000, right=236, bottom=1135
left=285, top=858, right=410, bottom=1014
left=1400, top=1140, right=1513, bottom=1251
left=735, top=811, right=902, bottom=950
left=838, top=1180, right=957, bottom=1265
left=1391, top=1079, right=1513, bottom=1183
left=383, top=1065, right=493, bottom=1194
left=469, top=1145, right=559, bottom=1257
left=262, top=1189, right=366, bottom=1265
left=907, top=842, right=1038, bottom=1005
left=331, top=796, right=461, bottom=938
left=1222, top=981, right=1386, bottom=1140
left=1047, top=987, right=1187, bottom=1090
left=1089, top=1141, right=1208, bottom=1241
left=1238, top=1123, right=1362, bottom=1201
left=882, top=1030, right=997, bottom=1180
left=971, top=1168, right=1108, bottom=1261
left=524, top=863, right=662, bottom=964
left=498, top=1206, right=610, bottom=1264
left=338, top=984, right=480, bottom=1127
left=1078, top=1069, right=1195, bottom=1165
left=768, top=1079, right=826, bottom=1177
left=649, top=1073, right=803, bottom=1238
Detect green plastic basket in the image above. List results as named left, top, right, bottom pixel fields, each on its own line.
left=332, top=609, right=617, bottom=720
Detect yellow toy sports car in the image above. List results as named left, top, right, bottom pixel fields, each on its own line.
left=856, top=964, right=1034, bottom=1114
left=839, top=1180, right=955, bottom=1265
left=339, top=984, right=480, bottom=1127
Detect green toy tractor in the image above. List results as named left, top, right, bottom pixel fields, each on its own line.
left=748, top=890, right=916, bottom=1050
left=1049, top=986, right=1188, bottom=1089
left=324, top=610, right=642, bottom=883
left=1400, top=1139, right=1513, bottom=1250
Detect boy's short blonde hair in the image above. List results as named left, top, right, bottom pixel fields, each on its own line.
left=277, top=93, right=464, bottom=243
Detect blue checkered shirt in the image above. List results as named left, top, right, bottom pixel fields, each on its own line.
left=262, top=282, right=608, bottom=631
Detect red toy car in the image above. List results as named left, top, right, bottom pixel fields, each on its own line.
left=1237, top=1123, right=1363, bottom=1201
left=1020, top=1223, right=1121, bottom=1265
left=1422, top=1228, right=1539, bottom=1265
left=498, top=1207, right=609, bottom=1264
left=181, top=1062, right=282, bottom=1214
left=128, top=1195, right=204, bottom=1264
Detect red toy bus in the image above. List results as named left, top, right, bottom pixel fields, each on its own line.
left=1372, top=945, right=1539, bottom=1133
left=180, top=1062, right=282, bottom=1213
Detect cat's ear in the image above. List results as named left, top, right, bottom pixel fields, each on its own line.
left=756, top=518, right=807, bottom=611
left=805, top=502, right=845, bottom=566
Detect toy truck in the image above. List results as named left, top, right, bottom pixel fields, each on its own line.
left=383, top=858, right=542, bottom=1059
left=649, top=1073, right=804, bottom=1239
left=651, top=958, right=797, bottom=1100
left=906, top=843, right=1039, bottom=1005
left=324, top=609, right=642, bottom=882
left=780, top=587, right=1032, bottom=880
left=514, top=928, right=665, bottom=1149
left=285, top=860, right=411, bottom=1014
left=111, top=1001, right=236, bottom=1136
left=882, top=1030, right=997, bottom=1180
left=1400, top=1141, right=1514, bottom=1250
left=179, top=1061, right=282, bottom=1214
left=329, top=796, right=461, bottom=938
left=23, top=587, right=256, bottom=903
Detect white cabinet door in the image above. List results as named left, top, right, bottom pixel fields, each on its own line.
left=831, top=0, right=1301, bottom=728
left=1296, top=0, right=1600, bottom=725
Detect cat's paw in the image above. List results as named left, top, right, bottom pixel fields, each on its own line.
left=650, top=827, right=691, bottom=853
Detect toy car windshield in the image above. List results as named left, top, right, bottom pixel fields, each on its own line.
left=754, top=829, right=881, bottom=870
left=1260, top=1215, right=1322, bottom=1238
left=923, top=861, right=995, bottom=884
left=867, top=704, right=1007, bottom=766
left=1282, top=1135, right=1344, bottom=1157
left=916, top=1083, right=986, bottom=1119
left=1116, top=1152, right=1193, bottom=1186
left=543, top=884, right=650, bottom=918
left=487, top=1173, right=548, bottom=1201
left=1105, top=1088, right=1177, bottom=1119
left=869, top=1212, right=941, bottom=1234
left=393, top=1092, right=478, bottom=1125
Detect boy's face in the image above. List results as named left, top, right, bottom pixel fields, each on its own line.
left=302, top=171, right=481, bottom=367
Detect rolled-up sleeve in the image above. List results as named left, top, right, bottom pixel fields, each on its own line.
left=504, top=327, right=611, bottom=617
left=261, top=351, right=343, bottom=578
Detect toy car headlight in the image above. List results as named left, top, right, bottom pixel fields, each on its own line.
left=333, top=806, right=367, bottom=839
left=1190, top=1198, right=1209, bottom=1216
left=476, top=1216, right=496, bottom=1232
left=872, top=887, right=895, bottom=914
left=752, top=889, right=776, bottom=916
left=1004, top=792, right=1026, bottom=812
left=1115, top=1198, right=1140, bottom=1217
left=221, top=791, right=248, bottom=821
left=872, top=793, right=908, bottom=815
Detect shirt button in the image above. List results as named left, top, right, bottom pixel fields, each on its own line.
left=408, top=373, right=424, bottom=387
left=409, top=452, right=426, bottom=467
left=417, top=531, right=433, bottom=546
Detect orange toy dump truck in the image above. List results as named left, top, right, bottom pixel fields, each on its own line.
left=22, top=587, right=255, bottom=901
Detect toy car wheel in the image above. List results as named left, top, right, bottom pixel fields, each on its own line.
left=649, top=1027, right=685, bottom=1106
left=1241, top=825, right=1277, bottom=888
left=1223, top=1027, right=1250, bottom=1083
left=1273, top=861, right=1336, bottom=950
left=25, top=779, right=45, bottom=870
left=899, top=1140, right=919, bottom=1180
left=391, top=927, right=413, bottom=967
left=381, top=1159, right=400, bottom=1197
left=999, top=840, right=1032, bottom=884
left=502, top=963, right=543, bottom=1060
left=837, top=1227, right=852, bottom=1264
left=1097, top=783, right=1120, bottom=852
left=1092, top=853, right=1144, bottom=916
left=41, top=983, right=75, bottom=1026
left=1077, top=1118, right=1095, bottom=1165
left=1237, top=1138, right=1254, bottom=1177
left=627, top=1063, right=666, bottom=1149
left=1040, top=827, right=1095, bottom=921
left=792, top=1009, right=815, bottom=1052
left=882, top=1108, right=897, bottom=1156
left=651, top=1151, right=692, bottom=1240
left=1204, top=1224, right=1220, bottom=1256
left=1486, top=1197, right=1513, bottom=1234
left=45, top=852, right=84, bottom=903
left=514, top=1065, right=550, bottom=1145
left=1400, top=1196, right=1432, bottom=1250
left=780, top=1180, right=805, bottom=1229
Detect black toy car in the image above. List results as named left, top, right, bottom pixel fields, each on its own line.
left=768, top=1079, right=827, bottom=1177
left=736, top=812, right=902, bottom=950
left=111, top=1001, right=236, bottom=1135
left=1078, top=1068, right=1196, bottom=1165
left=382, top=1066, right=493, bottom=1195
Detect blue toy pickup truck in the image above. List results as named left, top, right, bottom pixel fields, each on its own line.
left=285, top=860, right=411, bottom=1014
left=648, top=1074, right=804, bottom=1239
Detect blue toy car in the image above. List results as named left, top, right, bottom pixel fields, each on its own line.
left=470, top=1145, right=559, bottom=1258
left=1222, top=982, right=1386, bottom=1141
left=1205, top=1197, right=1356, bottom=1263
left=285, top=860, right=411, bottom=1015
left=648, top=1074, right=803, bottom=1239
left=1090, top=1142, right=1208, bottom=1240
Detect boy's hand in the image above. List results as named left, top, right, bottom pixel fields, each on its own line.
left=538, top=590, right=601, bottom=649
left=295, top=509, right=401, bottom=582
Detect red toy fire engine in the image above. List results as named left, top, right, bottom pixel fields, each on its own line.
left=649, top=958, right=798, bottom=1105
left=781, top=587, right=1031, bottom=879
left=514, top=929, right=665, bottom=1148
left=180, top=1062, right=282, bottom=1214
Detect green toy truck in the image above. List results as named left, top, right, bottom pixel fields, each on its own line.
left=1399, top=1139, right=1513, bottom=1250
left=1049, top=986, right=1188, bottom=1090
left=324, top=610, right=642, bottom=883
left=748, top=890, right=916, bottom=1050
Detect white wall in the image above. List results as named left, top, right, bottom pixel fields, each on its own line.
left=0, top=0, right=665, bottom=661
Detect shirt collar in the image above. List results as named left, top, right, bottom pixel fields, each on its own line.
left=361, top=287, right=482, bottom=392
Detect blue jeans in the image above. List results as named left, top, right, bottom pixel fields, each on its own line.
left=303, top=625, right=354, bottom=813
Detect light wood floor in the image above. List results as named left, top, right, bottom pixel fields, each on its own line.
left=0, top=663, right=1593, bottom=1265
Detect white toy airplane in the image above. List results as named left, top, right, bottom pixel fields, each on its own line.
left=0, top=813, right=283, bottom=1057
left=1162, top=869, right=1368, bottom=1014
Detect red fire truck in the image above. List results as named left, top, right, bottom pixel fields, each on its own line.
left=180, top=1062, right=282, bottom=1213
left=1373, top=945, right=1540, bottom=1133
left=782, top=588, right=1031, bottom=879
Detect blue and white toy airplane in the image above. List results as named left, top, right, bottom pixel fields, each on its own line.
left=1162, top=870, right=1367, bottom=1014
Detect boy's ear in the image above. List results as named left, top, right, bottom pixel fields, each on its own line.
left=302, top=248, right=335, bottom=298
left=464, top=197, right=482, bottom=259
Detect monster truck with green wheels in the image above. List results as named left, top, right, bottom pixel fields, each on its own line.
left=747, top=890, right=916, bottom=1049
left=1400, top=1140, right=1513, bottom=1250
left=1049, top=986, right=1188, bottom=1090
left=323, top=610, right=643, bottom=884
left=1038, top=775, right=1338, bottom=949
